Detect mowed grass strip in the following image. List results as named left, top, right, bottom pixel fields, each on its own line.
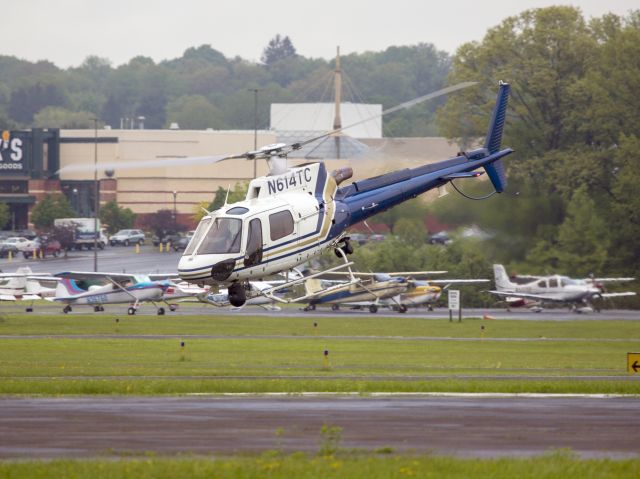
left=1, top=311, right=640, bottom=339
left=1, top=333, right=639, bottom=394
left=1, top=452, right=639, bottom=479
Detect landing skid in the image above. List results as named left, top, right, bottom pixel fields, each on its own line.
left=262, top=246, right=360, bottom=305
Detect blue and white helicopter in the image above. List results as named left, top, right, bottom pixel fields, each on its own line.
left=61, top=81, right=514, bottom=308
left=177, top=81, right=514, bottom=307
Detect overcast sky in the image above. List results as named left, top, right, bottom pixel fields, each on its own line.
left=3, top=0, right=637, bottom=68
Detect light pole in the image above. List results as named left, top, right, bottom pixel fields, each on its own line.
left=72, top=188, right=78, bottom=214
left=93, top=118, right=99, bottom=272
left=248, top=88, right=260, bottom=178
left=172, top=190, right=177, bottom=232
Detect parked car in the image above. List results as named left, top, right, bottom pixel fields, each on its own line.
left=0, top=244, right=19, bottom=258
left=22, top=236, right=62, bottom=258
left=173, top=230, right=195, bottom=251
left=427, top=231, right=451, bottom=245
left=348, top=233, right=369, bottom=245
left=109, top=229, right=145, bottom=246
left=152, top=232, right=182, bottom=247
left=0, top=237, right=35, bottom=251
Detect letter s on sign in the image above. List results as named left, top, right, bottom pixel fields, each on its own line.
left=10, top=138, right=22, bottom=162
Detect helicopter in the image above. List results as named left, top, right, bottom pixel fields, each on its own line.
left=60, top=81, right=513, bottom=308
left=175, top=81, right=513, bottom=307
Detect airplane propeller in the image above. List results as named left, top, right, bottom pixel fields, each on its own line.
left=57, top=82, right=477, bottom=176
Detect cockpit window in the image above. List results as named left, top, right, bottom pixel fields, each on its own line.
left=549, top=277, right=558, bottom=288
left=184, top=217, right=211, bottom=255
left=198, top=218, right=242, bottom=254
left=226, top=207, right=249, bottom=215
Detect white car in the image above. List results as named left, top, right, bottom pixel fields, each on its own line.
left=1, top=237, right=35, bottom=252
left=109, top=229, right=146, bottom=246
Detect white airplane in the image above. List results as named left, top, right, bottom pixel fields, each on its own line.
left=50, top=272, right=178, bottom=315
left=489, top=264, right=636, bottom=312
left=0, top=267, right=58, bottom=311
left=197, top=281, right=282, bottom=311
left=61, top=82, right=514, bottom=309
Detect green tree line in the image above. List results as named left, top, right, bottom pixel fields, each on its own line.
left=0, top=36, right=449, bottom=136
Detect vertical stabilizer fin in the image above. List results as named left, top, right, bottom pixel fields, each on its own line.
left=483, top=81, right=510, bottom=193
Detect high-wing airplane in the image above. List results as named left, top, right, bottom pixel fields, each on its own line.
left=301, top=272, right=423, bottom=313
left=197, top=281, right=283, bottom=311
left=50, top=272, right=177, bottom=315
left=301, top=272, right=487, bottom=313
left=391, top=278, right=490, bottom=311
left=61, top=82, right=514, bottom=308
left=489, top=264, right=636, bottom=312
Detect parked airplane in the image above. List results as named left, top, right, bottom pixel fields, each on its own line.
left=302, top=272, right=487, bottom=313
left=0, top=267, right=58, bottom=311
left=392, top=278, right=490, bottom=311
left=51, top=272, right=177, bottom=315
left=197, top=281, right=282, bottom=311
left=302, top=273, right=416, bottom=313
left=489, top=264, right=636, bottom=312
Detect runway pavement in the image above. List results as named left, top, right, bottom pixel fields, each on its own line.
left=0, top=395, right=638, bottom=458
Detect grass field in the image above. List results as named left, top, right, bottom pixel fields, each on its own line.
left=0, top=312, right=639, bottom=395
left=1, top=451, right=640, bottom=479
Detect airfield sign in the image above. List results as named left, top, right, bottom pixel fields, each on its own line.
left=448, top=290, right=460, bottom=310
left=448, top=290, right=461, bottom=323
left=627, top=353, right=640, bottom=374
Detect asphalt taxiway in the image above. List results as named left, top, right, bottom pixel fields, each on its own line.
left=0, top=395, right=638, bottom=458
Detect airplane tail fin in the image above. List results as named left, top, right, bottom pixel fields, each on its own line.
left=482, top=81, right=510, bottom=193
left=55, top=278, right=85, bottom=298
left=493, top=264, right=516, bottom=291
left=304, top=278, right=323, bottom=296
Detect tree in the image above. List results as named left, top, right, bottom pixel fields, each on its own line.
left=34, top=107, right=95, bottom=128
left=50, top=223, right=76, bottom=257
left=30, top=194, right=75, bottom=229
left=140, top=209, right=183, bottom=238
left=261, top=35, right=297, bottom=65
left=99, top=200, right=136, bottom=234
left=0, top=202, right=9, bottom=229
left=165, top=95, right=225, bottom=129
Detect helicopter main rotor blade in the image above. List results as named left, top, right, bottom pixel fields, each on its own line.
left=292, top=81, right=477, bottom=150
left=57, top=154, right=232, bottom=174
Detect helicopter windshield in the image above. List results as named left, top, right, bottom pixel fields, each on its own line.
left=198, top=217, right=243, bottom=255
left=184, top=217, right=212, bottom=255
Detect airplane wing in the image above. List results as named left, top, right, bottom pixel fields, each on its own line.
left=319, top=271, right=447, bottom=279
left=148, top=273, right=181, bottom=281
left=55, top=271, right=138, bottom=283
left=428, top=279, right=490, bottom=284
left=0, top=294, right=17, bottom=301
left=601, top=292, right=637, bottom=298
left=487, top=290, right=566, bottom=302
left=591, top=277, right=636, bottom=283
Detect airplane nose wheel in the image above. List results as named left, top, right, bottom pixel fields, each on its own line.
left=157, top=307, right=165, bottom=316
left=127, top=307, right=136, bottom=315
left=63, top=305, right=72, bottom=314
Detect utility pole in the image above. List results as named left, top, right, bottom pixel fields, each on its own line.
left=93, top=118, right=99, bottom=272
left=248, top=88, right=260, bottom=178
